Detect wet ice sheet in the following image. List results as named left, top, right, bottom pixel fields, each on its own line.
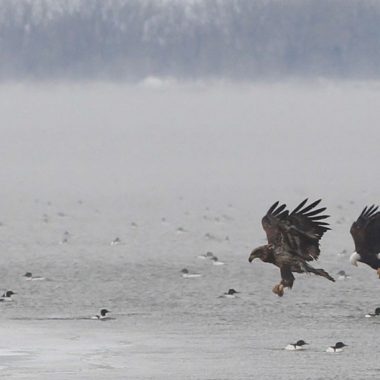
left=1, top=304, right=380, bottom=380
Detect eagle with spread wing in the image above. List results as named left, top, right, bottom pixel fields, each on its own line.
left=248, top=199, right=335, bottom=296
left=350, top=205, right=380, bottom=278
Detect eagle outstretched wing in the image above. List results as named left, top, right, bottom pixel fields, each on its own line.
left=262, top=199, right=330, bottom=261
left=261, top=201, right=288, bottom=245
left=350, top=205, right=380, bottom=257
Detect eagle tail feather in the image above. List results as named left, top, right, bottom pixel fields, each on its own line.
left=304, top=264, right=335, bottom=282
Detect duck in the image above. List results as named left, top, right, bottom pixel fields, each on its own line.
left=0, top=290, right=16, bottom=302
left=110, top=237, right=121, bottom=246
left=197, top=251, right=215, bottom=260
left=326, top=342, right=347, bottom=353
left=337, top=270, right=350, bottom=280
left=211, top=257, right=225, bottom=266
left=221, top=289, right=239, bottom=298
left=285, top=340, right=308, bottom=351
left=180, top=269, right=201, bottom=278
left=23, top=272, right=45, bottom=281
left=91, top=309, right=111, bottom=320
left=365, top=307, right=380, bottom=318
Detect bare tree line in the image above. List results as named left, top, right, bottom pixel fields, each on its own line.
left=1, top=0, right=380, bottom=80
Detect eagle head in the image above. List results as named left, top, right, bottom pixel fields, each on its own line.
left=349, top=252, right=361, bottom=267
left=249, top=245, right=270, bottom=263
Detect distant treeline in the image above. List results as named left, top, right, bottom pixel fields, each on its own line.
left=1, top=0, right=380, bottom=80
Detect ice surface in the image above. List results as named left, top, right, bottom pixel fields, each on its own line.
left=0, top=82, right=379, bottom=379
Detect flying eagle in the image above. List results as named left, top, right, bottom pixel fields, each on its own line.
left=349, top=205, right=380, bottom=278
left=248, top=199, right=335, bottom=296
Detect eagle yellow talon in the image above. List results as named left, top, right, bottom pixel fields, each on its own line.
left=272, top=284, right=284, bottom=297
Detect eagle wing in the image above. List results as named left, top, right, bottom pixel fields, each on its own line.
left=261, top=201, right=289, bottom=246
left=350, top=205, right=380, bottom=257
left=283, top=199, right=330, bottom=261
left=263, top=199, right=330, bottom=261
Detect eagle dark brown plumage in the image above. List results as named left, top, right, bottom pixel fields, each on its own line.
left=248, top=199, right=334, bottom=297
left=350, top=205, right=380, bottom=278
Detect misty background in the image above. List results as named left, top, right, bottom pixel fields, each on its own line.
left=1, top=0, right=380, bottom=81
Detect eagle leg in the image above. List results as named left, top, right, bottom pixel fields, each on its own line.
left=377, top=268, right=380, bottom=279
left=272, top=283, right=284, bottom=297
left=273, top=266, right=294, bottom=297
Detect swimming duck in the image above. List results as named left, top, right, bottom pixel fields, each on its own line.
left=110, top=237, right=121, bottom=246
left=180, top=269, right=201, bottom=278
left=326, top=342, right=347, bottom=353
left=211, top=257, right=225, bottom=266
left=197, top=251, right=215, bottom=260
left=285, top=340, right=308, bottom=351
left=91, top=309, right=111, bottom=320
left=221, top=289, right=239, bottom=298
left=0, top=290, right=16, bottom=302
left=365, top=307, right=380, bottom=318
left=337, top=270, right=350, bottom=280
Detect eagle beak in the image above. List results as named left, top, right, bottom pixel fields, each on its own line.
left=248, top=251, right=256, bottom=263
left=349, top=252, right=360, bottom=267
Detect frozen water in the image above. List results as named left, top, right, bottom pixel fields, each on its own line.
left=0, top=82, right=379, bottom=379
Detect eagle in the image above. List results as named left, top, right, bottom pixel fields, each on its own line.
left=248, top=199, right=335, bottom=296
left=349, top=205, right=380, bottom=278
